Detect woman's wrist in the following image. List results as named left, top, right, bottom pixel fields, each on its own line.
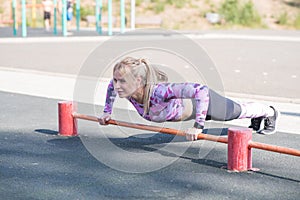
left=193, top=122, right=204, bottom=130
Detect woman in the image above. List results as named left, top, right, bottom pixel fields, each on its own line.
left=98, top=57, right=279, bottom=141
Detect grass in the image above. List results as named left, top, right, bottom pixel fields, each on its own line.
left=80, top=6, right=95, bottom=20
left=219, top=0, right=262, bottom=27
left=153, top=1, right=166, bottom=14
left=147, top=0, right=189, bottom=14
left=294, top=13, right=300, bottom=29
left=277, top=11, right=288, bottom=25
left=166, top=0, right=187, bottom=8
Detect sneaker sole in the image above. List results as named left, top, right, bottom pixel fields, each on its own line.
left=258, top=109, right=281, bottom=135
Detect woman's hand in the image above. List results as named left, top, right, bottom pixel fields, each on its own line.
left=185, top=127, right=202, bottom=141
left=98, top=113, right=111, bottom=125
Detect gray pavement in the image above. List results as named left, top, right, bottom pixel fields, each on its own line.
left=0, top=91, right=299, bottom=200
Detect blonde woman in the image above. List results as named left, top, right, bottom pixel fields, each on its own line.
left=98, top=57, right=279, bottom=141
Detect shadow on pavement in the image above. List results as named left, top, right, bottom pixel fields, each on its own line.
left=254, top=171, right=300, bottom=183
left=35, top=129, right=59, bottom=135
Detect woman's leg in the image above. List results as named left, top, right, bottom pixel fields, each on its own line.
left=239, top=103, right=279, bottom=135
left=207, top=90, right=274, bottom=120
left=207, top=89, right=279, bottom=134
left=206, top=89, right=241, bottom=121
left=238, top=102, right=274, bottom=119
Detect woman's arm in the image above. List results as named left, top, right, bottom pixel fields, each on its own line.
left=103, top=79, right=117, bottom=114
left=98, top=80, right=117, bottom=125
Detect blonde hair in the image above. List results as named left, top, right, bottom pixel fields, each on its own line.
left=113, top=57, right=168, bottom=115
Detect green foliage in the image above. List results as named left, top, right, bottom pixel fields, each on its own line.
left=154, top=1, right=165, bottom=13
left=294, top=13, right=300, bottom=29
left=277, top=11, right=288, bottom=25
left=135, top=0, right=143, bottom=7
left=219, top=0, right=261, bottom=26
left=150, top=0, right=188, bottom=14
left=149, top=0, right=187, bottom=11
left=240, top=1, right=261, bottom=25
left=167, top=0, right=186, bottom=8
left=219, top=0, right=240, bottom=24
left=80, top=6, right=94, bottom=20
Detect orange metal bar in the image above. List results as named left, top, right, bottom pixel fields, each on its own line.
left=72, top=112, right=300, bottom=157
left=72, top=113, right=228, bottom=143
left=249, top=141, right=300, bottom=157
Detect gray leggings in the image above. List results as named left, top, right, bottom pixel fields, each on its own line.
left=190, top=89, right=241, bottom=121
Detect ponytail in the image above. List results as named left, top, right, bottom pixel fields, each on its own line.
left=140, top=59, right=168, bottom=116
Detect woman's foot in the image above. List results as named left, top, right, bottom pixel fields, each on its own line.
left=249, top=117, right=264, bottom=131
left=259, top=106, right=280, bottom=135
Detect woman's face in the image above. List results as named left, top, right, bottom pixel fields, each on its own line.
left=113, top=69, right=141, bottom=98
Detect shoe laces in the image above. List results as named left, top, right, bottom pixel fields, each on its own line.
left=264, top=116, right=274, bottom=128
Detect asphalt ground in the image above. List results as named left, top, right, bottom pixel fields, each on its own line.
left=0, top=91, right=299, bottom=200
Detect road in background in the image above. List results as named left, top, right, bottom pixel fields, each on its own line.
left=1, top=29, right=299, bottom=101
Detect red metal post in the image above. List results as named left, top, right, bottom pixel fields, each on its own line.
left=227, top=128, right=252, bottom=172
left=58, top=101, right=78, bottom=136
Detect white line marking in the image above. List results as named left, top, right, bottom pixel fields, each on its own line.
left=1, top=33, right=300, bottom=44
left=186, top=33, right=300, bottom=42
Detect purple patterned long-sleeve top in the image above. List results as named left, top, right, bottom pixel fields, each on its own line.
left=103, top=80, right=210, bottom=127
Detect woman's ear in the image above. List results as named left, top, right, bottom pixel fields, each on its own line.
left=135, top=76, right=144, bottom=87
